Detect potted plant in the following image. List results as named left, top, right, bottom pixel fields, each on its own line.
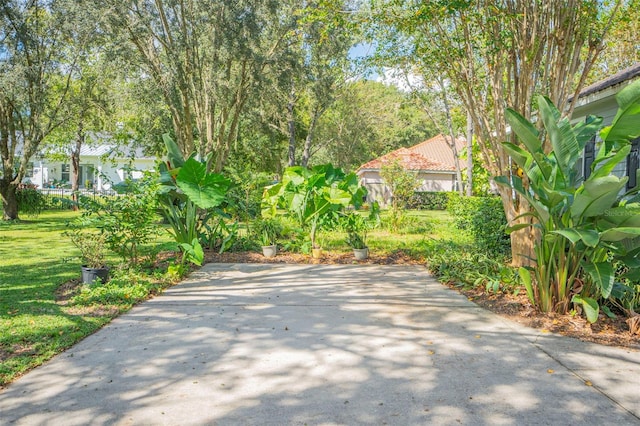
left=342, top=212, right=369, bottom=260
left=342, top=205, right=380, bottom=260
left=64, top=228, right=109, bottom=284
left=261, top=164, right=368, bottom=259
left=253, top=218, right=281, bottom=258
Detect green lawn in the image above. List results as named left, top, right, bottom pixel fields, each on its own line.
left=322, top=209, right=471, bottom=255
left=0, top=211, right=112, bottom=385
left=0, top=208, right=471, bottom=387
left=0, top=210, right=177, bottom=386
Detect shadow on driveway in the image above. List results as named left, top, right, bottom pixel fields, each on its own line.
left=1, top=264, right=639, bottom=425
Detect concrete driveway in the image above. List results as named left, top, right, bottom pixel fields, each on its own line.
left=1, top=263, right=639, bottom=425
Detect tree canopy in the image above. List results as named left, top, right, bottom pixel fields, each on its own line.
left=1, top=0, right=638, bottom=223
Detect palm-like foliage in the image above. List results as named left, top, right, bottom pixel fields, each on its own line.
left=496, top=81, right=640, bottom=322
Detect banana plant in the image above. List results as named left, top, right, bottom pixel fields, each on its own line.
left=495, top=80, right=640, bottom=322
left=157, top=134, right=230, bottom=265
left=262, top=164, right=367, bottom=250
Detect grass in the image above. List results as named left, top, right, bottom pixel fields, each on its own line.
left=0, top=210, right=176, bottom=387
left=0, top=211, right=108, bottom=385
left=321, top=210, right=472, bottom=256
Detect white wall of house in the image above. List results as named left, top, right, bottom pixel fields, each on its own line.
left=28, top=157, right=156, bottom=190
left=358, top=169, right=457, bottom=207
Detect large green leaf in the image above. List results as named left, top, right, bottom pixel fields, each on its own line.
left=573, top=115, right=603, bottom=149
left=163, top=133, right=185, bottom=168
left=571, top=176, right=627, bottom=220
left=282, top=167, right=307, bottom=186
left=582, top=261, right=615, bottom=299
left=600, top=79, right=640, bottom=145
left=571, top=295, right=599, bottom=324
left=505, top=108, right=542, bottom=154
left=591, top=145, right=631, bottom=179
left=598, top=204, right=640, bottom=227
left=552, top=229, right=599, bottom=247
left=176, top=158, right=230, bottom=209
left=502, top=142, right=532, bottom=170
left=600, top=227, right=640, bottom=242
left=518, top=267, right=534, bottom=305
left=325, top=187, right=352, bottom=206
left=538, top=95, right=580, bottom=174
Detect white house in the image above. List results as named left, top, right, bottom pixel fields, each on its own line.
left=28, top=143, right=157, bottom=190
left=356, top=134, right=466, bottom=206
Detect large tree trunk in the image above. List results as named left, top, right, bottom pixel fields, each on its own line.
left=301, top=107, right=320, bottom=168
left=438, top=77, right=464, bottom=195
left=497, top=186, right=536, bottom=266
left=0, top=180, right=19, bottom=221
left=71, top=124, right=84, bottom=211
left=466, top=110, right=473, bottom=196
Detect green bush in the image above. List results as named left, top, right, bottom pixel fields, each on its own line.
left=417, top=239, right=519, bottom=294
left=447, top=193, right=510, bottom=258
left=80, top=175, right=161, bottom=265
left=71, top=269, right=169, bottom=308
left=16, top=184, right=45, bottom=216
left=407, top=191, right=449, bottom=210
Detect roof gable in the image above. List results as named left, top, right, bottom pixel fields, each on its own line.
left=357, top=134, right=465, bottom=173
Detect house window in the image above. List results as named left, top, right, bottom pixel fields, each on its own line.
left=583, top=137, right=596, bottom=180
left=61, top=164, right=70, bottom=182
left=26, top=162, right=34, bottom=177
left=628, top=137, right=639, bottom=190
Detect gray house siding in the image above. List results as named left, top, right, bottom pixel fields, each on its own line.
left=570, top=64, right=640, bottom=186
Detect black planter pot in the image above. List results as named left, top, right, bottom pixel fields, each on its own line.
left=81, top=266, right=109, bottom=284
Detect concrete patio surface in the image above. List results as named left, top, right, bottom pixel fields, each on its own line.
left=1, top=263, right=639, bottom=425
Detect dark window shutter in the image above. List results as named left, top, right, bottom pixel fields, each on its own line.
left=627, top=137, right=639, bottom=190
left=583, top=136, right=596, bottom=179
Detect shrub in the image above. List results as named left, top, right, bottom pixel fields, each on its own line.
left=380, top=160, right=420, bottom=231
left=417, top=239, right=519, bottom=294
left=407, top=192, right=449, bottom=210
left=80, top=175, right=161, bottom=266
left=71, top=269, right=170, bottom=308
left=16, top=184, right=45, bottom=216
left=447, top=193, right=510, bottom=258
left=251, top=217, right=284, bottom=246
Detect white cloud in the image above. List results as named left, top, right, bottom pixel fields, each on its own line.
left=376, top=67, right=425, bottom=92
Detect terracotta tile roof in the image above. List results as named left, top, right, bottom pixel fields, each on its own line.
left=358, top=147, right=454, bottom=172
left=407, top=134, right=467, bottom=168
left=357, top=134, right=465, bottom=173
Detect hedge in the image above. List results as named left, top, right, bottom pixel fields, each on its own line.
left=407, top=191, right=449, bottom=210
left=446, top=193, right=511, bottom=258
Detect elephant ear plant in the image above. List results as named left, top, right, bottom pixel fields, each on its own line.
left=157, top=135, right=231, bottom=266
left=495, top=80, right=640, bottom=323
left=262, top=164, right=367, bottom=252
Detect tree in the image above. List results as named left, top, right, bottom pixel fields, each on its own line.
left=380, top=159, right=420, bottom=231
left=45, top=51, right=116, bottom=208
left=100, top=0, right=295, bottom=172
left=587, top=0, right=640, bottom=83
left=312, top=80, right=436, bottom=171
left=0, top=0, right=95, bottom=220
left=373, top=0, right=623, bottom=265
left=256, top=0, right=358, bottom=168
